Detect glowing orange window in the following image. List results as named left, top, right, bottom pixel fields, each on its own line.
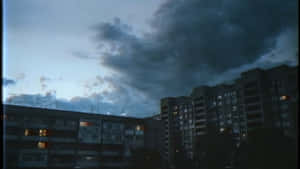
left=37, top=141, right=48, bottom=149
left=39, top=129, right=48, bottom=137
left=80, top=121, right=93, bottom=127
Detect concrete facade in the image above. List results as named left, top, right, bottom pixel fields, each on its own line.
left=3, top=104, right=147, bottom=169
left=160, top=64, right=298, bottom=167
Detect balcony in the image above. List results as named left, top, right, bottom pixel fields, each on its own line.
left=101, top=152, right=121, bottom=158
left=76, top=161, right=100, bottom=167
left=196, top=131, right=206, bottom=136
left=245, top=96, right=261, bottom=104
left=24, top=123, right=48, bottom=128
left=247, top=121, right=263, bottom=129
left=50, top=137, right=76, bottom=143
left=196, top=112, right=206, bottom=116
left=245, top=104, right=261, bottom=112
left=18, top=161, right=47, bottom=168
left=78, top=150, right=100, bottom=155
left=51, top=125, right=77, bottom=131
left=5, top=121, right=19, bottom=127
left=22, top=136, right=48, bottom=141
left=20, top=149, right=48, bottom=154
left=247, top=112, right=262, bottom=120
left=244, top=81, right=258, bottom=89
left=195, top=125, right=206, bottom=129
left=50, top=163, right=74, bottom=167
left=102, top=162, right=125, bottom=168
left=49, top=149, right=76, bottom=155
left=244, top=89, right=259, bottom=97
left=6, top=135, right=18, bottom=140
left=194, top=103, right=205, bottom=107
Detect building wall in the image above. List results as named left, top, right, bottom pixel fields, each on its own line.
left=160, top=64, right=298, bottom=168
left=160, top=96, right=194, bottom=168
left=3, top=105, right=145, bottom=169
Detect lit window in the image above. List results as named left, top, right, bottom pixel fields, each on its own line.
left=39, top=129, right=48, bottom=137
left=220, top=128, right=225, bottom=132
left=80, top=121, right=93, bottom=127
left=85, top=156, right=94, bottom=160
left=24, top=129, right=30, bottom=136
left=37, top=142, right=48, bottom=149
left=136, top=125, right=144, bottom=131
left=173, top=112, right=178, bottom=116
left=176, top=149, right=179, bottom=153
left=280, top=95, right=288, bottom=101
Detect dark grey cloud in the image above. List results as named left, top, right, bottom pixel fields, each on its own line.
left=3, top=78, right=16, bottom=86
left=6, top=0, right=298, bottom=118
left=93, top=0, right=298, bottom=103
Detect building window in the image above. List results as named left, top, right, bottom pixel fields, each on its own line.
left=24, top=129, right=36, bottom=136
left=80, top=121, right=93, bottom=127
left=220, top=128, right=225, bottom=132
left=280, top=95, right=288, bottom=101
left=37, top=141, right=48, bottom=149
left=136, top=125, right=144, bottom=131
left=39, top=129, right=48, bottom=137
left=24, top=129, right=30, bottom=136
left=85, top=156, right=95, bottom=160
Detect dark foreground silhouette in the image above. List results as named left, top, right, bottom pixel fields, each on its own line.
left=127, top=128, right=297, bottom=169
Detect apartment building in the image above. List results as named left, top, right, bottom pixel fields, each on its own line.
left=160, top=64, right=298, bottom=167
left=160, top=96, right=194, bottom=168
left=191, top=84, right=247, bottom=141
left=3, top=104, right=146, bottom=169
left=144, top=115, right=163, bottom=151
left=240, top=65, right=298, bottom=137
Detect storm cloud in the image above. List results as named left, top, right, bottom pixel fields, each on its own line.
left=93, top=0, right=298, bottom=103
left=4, top=0, right=298, bottom=117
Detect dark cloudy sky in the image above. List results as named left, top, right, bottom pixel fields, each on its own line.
left=3, top=0, right=298, bottom=117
